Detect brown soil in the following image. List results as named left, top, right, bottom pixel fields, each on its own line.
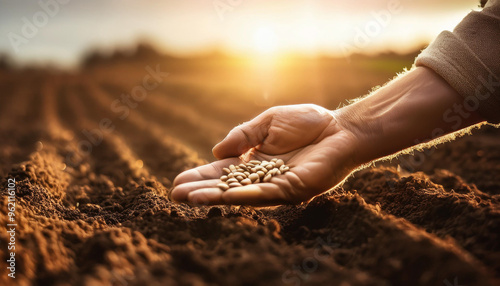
left=0, top=61, right=499, bottom=286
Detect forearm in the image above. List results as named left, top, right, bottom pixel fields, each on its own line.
left=335, top=66, right=485, bottom=165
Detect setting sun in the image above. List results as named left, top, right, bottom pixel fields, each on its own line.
left=253, top=26, right=278, bottom=55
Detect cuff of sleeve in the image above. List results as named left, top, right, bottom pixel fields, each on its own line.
left=415, top=31, right=500, bottom=124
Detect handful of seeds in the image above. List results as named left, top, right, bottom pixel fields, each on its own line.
left=217, top=158, right=290, bottom=191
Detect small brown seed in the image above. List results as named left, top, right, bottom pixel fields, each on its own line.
left=220, top=158, right=289, bottom=187
left=233, top=172, right=246, bottom=177
left=255, top=165, right=267, bottom=172
left=248, top=173, right=259, bottom=182
left=217, top=183, right=229, bottom=191
left=241, top=178, right=252, bottom=185
left=263, top=173, right=272, bottom=182
left=276, top=159, right=284, bottom=167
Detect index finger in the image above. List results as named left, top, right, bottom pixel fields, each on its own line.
left=187, top=182, right=291, bottom=206
left=172, top=157, right=242, bottom=186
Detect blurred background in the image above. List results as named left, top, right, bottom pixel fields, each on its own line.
left=0, top=0, right=483, bottom=160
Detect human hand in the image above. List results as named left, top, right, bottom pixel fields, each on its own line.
left=170, top=104, right=359, bottom=206
left=170, top=67, right=486, bottom=207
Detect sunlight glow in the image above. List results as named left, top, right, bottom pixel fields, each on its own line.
left=253, top=27, right=278, bottom=55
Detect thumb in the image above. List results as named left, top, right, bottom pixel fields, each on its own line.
left=212, top=112, right=271, bottom=159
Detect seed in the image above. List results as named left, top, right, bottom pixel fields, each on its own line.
left=270, top=168, right=279, bottom=176
left=233, top=172, right=246, bottom=177
left=248, top=173, right=259, bottom=182
left=217, top=183, right=230, bottom=191
left=263, top=173, right=272, bottom=182
left=228, top=182, right=242, bottom=188
left=276, top=159, right=284, bottom=167
left=255, top=165, right=267, bottom=172
left=241, top=178, right=252, bottom=185
left=218, top=158, right=290, bottom=190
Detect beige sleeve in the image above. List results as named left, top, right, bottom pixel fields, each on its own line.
left=415, top=0, right=500, bottom=123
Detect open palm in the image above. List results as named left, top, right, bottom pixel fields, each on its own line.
left=170, top=104, right=358, bottom=206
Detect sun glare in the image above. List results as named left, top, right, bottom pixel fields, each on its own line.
left=253, top=27, right=278, bottom=55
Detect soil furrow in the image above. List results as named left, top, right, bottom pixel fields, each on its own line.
left=76, top=78, right=204, bottom=181
left=99, top=82, right=228, bottom=156
left=269, top=192, right=494, bottom=285
left=0, top=85, right=36, bottom=128
left=344, top=167, right=500, bottom=278
left=56, top=81, right=150, bottom=187
left=0, top=77, right=51, bottom=177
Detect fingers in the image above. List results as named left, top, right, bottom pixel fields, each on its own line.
left=170, top=179, right=220, bottom=202
left=212, top=111, right=272, bottom=159
left=186, top=188, right=223, bottom=205
left=172, top=165, right=293, bottom=206
left=173, top=158, right=241, bottom=186
left=171, top=158, right=241, bottom=201
left=187, top=182, right=291, bottom=206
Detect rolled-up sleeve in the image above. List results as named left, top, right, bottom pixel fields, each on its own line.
left=415, top=0, right=500, bottom=123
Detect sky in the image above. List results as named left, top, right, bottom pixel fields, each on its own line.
left=0, top=0, right=483, bottom=68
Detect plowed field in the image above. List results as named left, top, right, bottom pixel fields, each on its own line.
left=0, top=57, right=498, bottom=286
